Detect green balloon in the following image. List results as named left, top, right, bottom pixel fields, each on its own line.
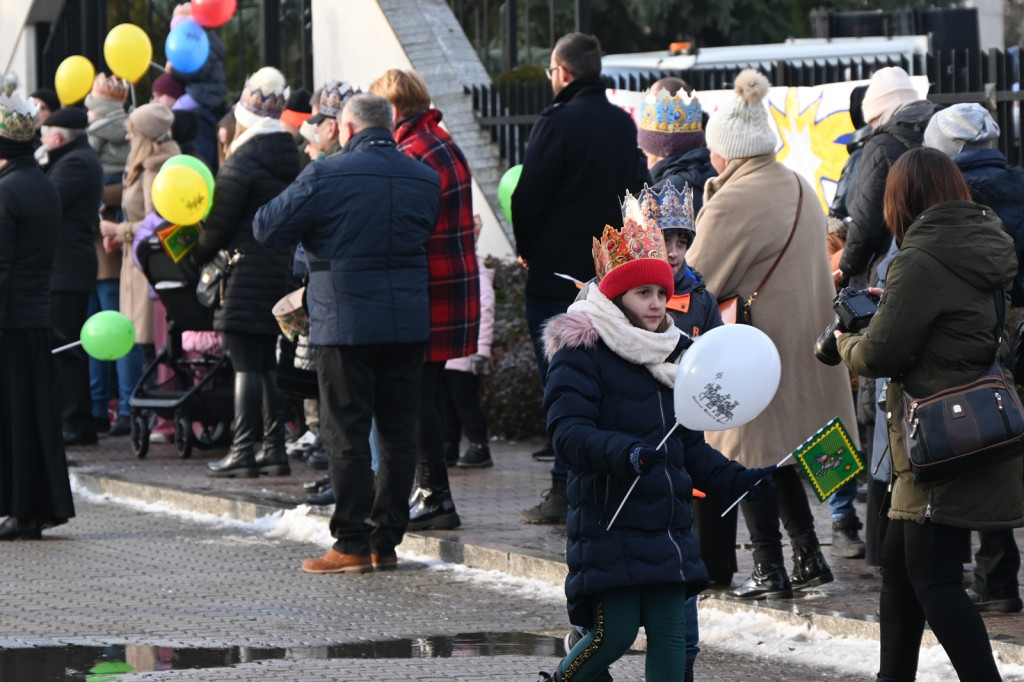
left=161, top=154, right=215, bottom=220
left=497, top=164, right=522, bottom=225
left=81, top=311, right=136, bottom=361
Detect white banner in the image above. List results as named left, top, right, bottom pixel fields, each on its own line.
left=607, top=76, right=930, bottom=214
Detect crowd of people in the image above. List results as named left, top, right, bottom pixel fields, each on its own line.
left=1, top=16, right=1023, bottom=681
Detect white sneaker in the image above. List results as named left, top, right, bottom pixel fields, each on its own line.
left=285, top=430, right=317, bottom=456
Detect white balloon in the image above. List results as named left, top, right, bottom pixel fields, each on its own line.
left=674, top=324, right=781, bottom=431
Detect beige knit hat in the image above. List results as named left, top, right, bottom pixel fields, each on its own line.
left=704, top=69, right=776, bottom=160
left=861, top=67, right=919, bottom=125
left=128, top=102, right=174, bottom=140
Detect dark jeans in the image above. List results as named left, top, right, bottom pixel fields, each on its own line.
left=879, top=519, right=1001, bottom=681
left=973, top=528, right=1021, bottom=599
left=443, top=369, right=487, bottom=445
left=525, top=294, right=572, bottom=481
left=319, top=343, right=424, bottom=557
left=740, top=465, right=818, bottom=564
left=52, top=290, right=95, bottom=437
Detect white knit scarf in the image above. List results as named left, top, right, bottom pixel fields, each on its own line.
left=230, top=115, right=283, bottom=154
left=568, top=285, right=684, bottom=387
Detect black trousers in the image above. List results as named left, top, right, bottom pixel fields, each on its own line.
left=442, top=369, right=487, bottom=445
left=973, top=528, right=1021, bottom=599
left=879, top=519, right=1001, bottom=681
left=692, top=494, right=738, bottom=582
left=415, top=361, right=449, bottom=490
left=319, top=343, right=424, bottom=557
left=739, top=465, right=818, bottom=564
left=51, top=291, right=94, bottom=437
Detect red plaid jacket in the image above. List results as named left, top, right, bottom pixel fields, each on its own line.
left=394, top=109, right=480, bottom=362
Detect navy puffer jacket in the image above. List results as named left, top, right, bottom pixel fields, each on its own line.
left=253, top=128, right=440, bottom=347
left=193, top=130, right=300, bottom=335
left=543, top=311, right=750, bottom=628
left=672, top=265, right=722, bottom=338
left=954, top=148, right=1024, bottom=305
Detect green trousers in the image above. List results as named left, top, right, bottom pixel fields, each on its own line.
left=558, top=583, right=688, bottom=681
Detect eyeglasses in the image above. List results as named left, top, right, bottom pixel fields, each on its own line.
left=544, top=65, right=561, bottom=79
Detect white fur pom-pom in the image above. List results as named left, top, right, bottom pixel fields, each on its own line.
left=734, top=69, right=770, bottom=105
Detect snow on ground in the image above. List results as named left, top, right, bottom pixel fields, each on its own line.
left=71, top=476, right=1024, bottom=680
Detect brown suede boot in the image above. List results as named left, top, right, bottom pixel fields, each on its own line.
left=301, top=549, right=372, bottom=574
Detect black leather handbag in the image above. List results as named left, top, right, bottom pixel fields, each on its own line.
left=196, top=249, right=241, bottom=309
left=904, top=294, right=1024, bottom=483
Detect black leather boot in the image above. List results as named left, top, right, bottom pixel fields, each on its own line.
left=0, top=517, right=42, bottom=540
left=408, top=463, right=461, bottom=530
left=254, top=372, right=290, bottom=476
left=728, top=561, right=793, bottom=599
left=792, top=545, right=835, bottom=590
left=208, top=372, right=261, bottom=478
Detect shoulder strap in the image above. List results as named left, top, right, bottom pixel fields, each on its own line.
left=746, top=171, right=803, bottom=312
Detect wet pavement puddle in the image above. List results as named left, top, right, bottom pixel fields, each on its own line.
left=0, top=632, right=563, bottom=679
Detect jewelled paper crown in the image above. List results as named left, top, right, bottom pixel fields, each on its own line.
left=621, top=182, right=695, bottom=236
left=319, top=81, right=362, bottom=118
left=92, top=73, right=128, bottom=102
left=238, top=67, right=287, bottom=119
left=592, top=216, right=668, bottom=282
left=0, top=92, right=37, bottom=142
left=640, top=88, right=702, bottom=134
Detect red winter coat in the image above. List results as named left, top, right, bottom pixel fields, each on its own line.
left=394, top=109, right=480, bottom=362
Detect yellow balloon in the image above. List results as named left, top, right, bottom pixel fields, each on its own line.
left=151, top=165, right=210, bottom=226
left=54, top=56, right=95, bottom=105
left=104, top=24, right=153, bottom=83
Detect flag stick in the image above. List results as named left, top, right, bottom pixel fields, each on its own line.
left=720, top=451, right=795, bottom=517
left=606, top=423, right=681, bottom=531
left=51, top=340, right=82, bottom=355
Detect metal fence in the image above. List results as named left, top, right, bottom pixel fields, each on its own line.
left=469, top=47, right=1024, bottom=168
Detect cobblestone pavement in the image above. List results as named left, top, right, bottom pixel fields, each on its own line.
left=34, top=433, right=1024, bottom=679
left=3, top=496, right=863, bottom=681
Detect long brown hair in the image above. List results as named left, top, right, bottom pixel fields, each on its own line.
left=883, top=147, right=972, bottom=246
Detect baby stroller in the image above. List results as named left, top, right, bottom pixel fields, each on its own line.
left=129, top=234, right=234, bottom=459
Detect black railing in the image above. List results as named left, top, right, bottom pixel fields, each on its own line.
left=469, top=47, right=1024, bottom=169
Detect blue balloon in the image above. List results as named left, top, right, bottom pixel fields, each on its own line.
left=165, top=18, right=210, bottom=74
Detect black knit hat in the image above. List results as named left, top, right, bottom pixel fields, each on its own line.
left=44, top=106, right=88, bottom=129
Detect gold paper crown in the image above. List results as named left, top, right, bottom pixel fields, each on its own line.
left=0, top=93, right=37, bottom=142
left=621, top=182, right=695, bottom=235
left=92, top=73, right=129, bottom=102
left=592, top=217, right=668, bottom=282
left=640, top=89, right=702, bottom=134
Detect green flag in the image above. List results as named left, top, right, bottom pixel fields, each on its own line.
left=792, top=417, right=864, bottom=502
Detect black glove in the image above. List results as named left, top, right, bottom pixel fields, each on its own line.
left=736, top=465, right=776, bottom=502
left=629, top=446, right=666, bottom=476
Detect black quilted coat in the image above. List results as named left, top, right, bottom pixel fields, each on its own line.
left=192, top=130, right=300, bottom=335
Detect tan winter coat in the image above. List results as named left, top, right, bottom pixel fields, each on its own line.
left=115, top=142, right=180, bottom=344
left=689, top=154, right=858, bottom=468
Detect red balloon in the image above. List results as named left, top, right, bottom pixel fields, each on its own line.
left=190, top=0, right=237, bottom=28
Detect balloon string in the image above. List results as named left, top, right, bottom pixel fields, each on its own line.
left=606, top=422, right=681, bottom=531
left=720, top=451, right=795, bottom=517
left=51, top=340, right=82, bottom=355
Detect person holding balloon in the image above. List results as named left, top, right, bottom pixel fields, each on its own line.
left=536, top=216, right=775, bottom=682
left=191, top=66, right=300, bottom=478
left=99, top=103, right=181, bottom=415
left=0, top=92, right=75, bottom=540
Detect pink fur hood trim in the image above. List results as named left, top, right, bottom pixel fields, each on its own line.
left=542, top=312, right=599, bottom=361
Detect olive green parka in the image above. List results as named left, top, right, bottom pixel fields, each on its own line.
left=838, top=200, right=1024, bottom=529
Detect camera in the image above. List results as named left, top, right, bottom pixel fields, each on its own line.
left=813, top=287, right=880, bottom=366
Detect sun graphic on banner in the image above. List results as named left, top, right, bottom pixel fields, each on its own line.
left=770, top=88, right=853, bottom=214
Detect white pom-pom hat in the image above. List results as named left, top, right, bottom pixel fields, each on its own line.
left=705, top=69, right=777, bottom=160
left=234, top=66, right=288, bottom=128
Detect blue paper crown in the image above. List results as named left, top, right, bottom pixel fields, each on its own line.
left=621, top=182, right=695, bottom=235
left=639, top=90, right=702, bottom=134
